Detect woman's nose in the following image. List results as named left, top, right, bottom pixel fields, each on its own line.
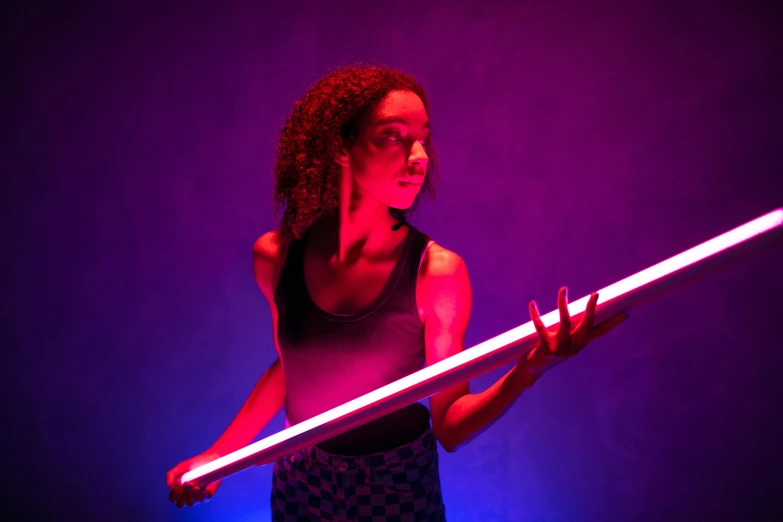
left=408, top=140, right=428, bottom=165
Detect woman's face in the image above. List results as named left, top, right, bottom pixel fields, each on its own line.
left=345, top=90, right=430, bottom=210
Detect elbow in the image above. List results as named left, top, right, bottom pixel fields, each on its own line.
left=444, top=434, right=470, bottom=453
left=438, top=438, right=455, bottom=453
left=440, top=438, right=466, bottom=453
left=433, top=428, right=461, bottom=454
left=441, top=443, right=458, bottom=453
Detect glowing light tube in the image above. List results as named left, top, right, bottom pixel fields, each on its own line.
left=181, top=208, right=783, bottom=488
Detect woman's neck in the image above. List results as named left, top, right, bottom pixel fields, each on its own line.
left=313, top=211, right=405, bottom=268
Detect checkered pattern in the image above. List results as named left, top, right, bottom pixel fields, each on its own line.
left=271, top=428, right=446, bottom=521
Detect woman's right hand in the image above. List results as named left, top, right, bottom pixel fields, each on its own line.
left=166, top=452, right=222, bottom=508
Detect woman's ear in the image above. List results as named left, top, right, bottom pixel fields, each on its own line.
left=335, top=148, right=350, bottom=168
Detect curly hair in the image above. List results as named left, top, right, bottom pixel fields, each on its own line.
left=272, top=64, right=439, bottom=248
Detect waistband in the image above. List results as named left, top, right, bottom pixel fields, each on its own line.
left=287, top=426, right=437, bottom=474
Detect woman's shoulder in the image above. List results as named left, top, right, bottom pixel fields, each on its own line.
left=415, top=237, right=471, bottom=321
left=252, top=230, right=287, bottom=303
left=252, top=230, right=283, bottom=259
left=416, top=232, right=468, bottom=281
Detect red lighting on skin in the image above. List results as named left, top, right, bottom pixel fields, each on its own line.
left=181, top=208, right=783, bottom=488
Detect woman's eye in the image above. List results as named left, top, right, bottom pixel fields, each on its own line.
left=381, top=134, right=428, bottom=146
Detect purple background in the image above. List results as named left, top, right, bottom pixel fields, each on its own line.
left=4, top=1, right=783, bottom=521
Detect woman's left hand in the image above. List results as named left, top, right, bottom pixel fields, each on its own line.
left=520, top=287, right=629, bottom=378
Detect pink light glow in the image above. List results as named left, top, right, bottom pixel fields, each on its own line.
left=181, top=208, right=783, bottom=487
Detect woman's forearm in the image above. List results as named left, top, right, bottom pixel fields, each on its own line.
left=207, top=358, right=286, bottom=457
left=439, top=361, right=539, bottom=452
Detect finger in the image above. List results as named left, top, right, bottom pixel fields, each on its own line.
left=176, top=495, right=185, bottom=508
left=174, top=484, right=188, bottom=504
left=205, top=481, right=221, bottom=499
left=576, top=292, right=598, bottom=344
left=185, top=485, right=197, bottom=507
left=557, top=287, right=572, bottom=334
left=577, top=292, right=599, bottom=336
left=179, top=483, right=194, bottom=505
left=169, top=486, right=178, bottom=503
left=194, top=488, right=205, bottom=503
left=588, top=312, right=629, bottom=340
left=529, top=300, right=550, bottom=350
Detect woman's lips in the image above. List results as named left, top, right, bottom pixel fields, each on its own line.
left=397, top=177, right=424, bottom=188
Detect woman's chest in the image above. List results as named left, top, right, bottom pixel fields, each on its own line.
left=303, top=254, right=399, bottom=316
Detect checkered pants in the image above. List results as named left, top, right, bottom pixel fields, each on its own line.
left=270, top=428, right=446, bottom=521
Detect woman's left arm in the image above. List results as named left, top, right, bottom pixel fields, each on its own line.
left=423, top=248, right=628, bottom=453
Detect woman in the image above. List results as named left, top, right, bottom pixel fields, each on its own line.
left=166, top=65, right=628, bottom=521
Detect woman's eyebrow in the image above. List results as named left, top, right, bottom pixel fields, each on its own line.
left=374, top=117, right=430, bottom=129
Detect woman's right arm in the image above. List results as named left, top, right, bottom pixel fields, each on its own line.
left=207, top=231, right=285, bottom=456
left=168, top=231, right=287, bottom=506
left=204, top=230, right=289, bottom=457
left=204, top=357, right=285, bottom=456
left=168, top=356, right=284, bottom=507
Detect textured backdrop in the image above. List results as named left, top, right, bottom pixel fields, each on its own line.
left=3, top=1, right=782, bottom=521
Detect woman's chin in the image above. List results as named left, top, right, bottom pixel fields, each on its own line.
left=391, top=199, right=416, bottom=211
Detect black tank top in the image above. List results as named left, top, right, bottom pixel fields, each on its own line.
left=274, top=224, right=434, bottom=455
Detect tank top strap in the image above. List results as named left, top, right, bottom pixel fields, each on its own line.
left=386, top=225, right=433, bottom=321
